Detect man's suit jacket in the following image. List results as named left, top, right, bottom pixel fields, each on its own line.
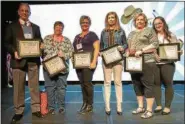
left=4, top=20, right=43, bottom=69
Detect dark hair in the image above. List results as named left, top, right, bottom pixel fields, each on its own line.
left=80, top=15, right=91, bottom=25
left=54, top=21, right=64, bottom=29
left=152, top=16, right=171, bottom=41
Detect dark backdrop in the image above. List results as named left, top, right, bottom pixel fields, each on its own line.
left=1, top=1, right=21, bottom=88
left=1, top=1, right=107, bottom=89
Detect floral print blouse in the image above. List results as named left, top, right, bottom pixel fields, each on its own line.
left=43, top=35, right=74, bottom=73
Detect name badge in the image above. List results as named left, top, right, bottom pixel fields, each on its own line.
left=76, top=43, right=82, bottom=50
left=24, top=33, right=32, bottom=39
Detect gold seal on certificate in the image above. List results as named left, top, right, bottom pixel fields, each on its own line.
left=100, top=44, right=123, bottom=66
left=17, top=39, right=41, bottom=58
left=124, top=56, right=143, bottom=72
left=73, top=52, right=92, bottom=69
left=43, top=55, right=66, bottom=77
left=158, top=43, right=180, bottom=61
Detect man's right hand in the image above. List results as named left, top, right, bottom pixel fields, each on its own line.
left=14, top=51, right=21, bottom=60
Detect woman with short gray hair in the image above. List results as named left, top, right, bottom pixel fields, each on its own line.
left=126, top=13, right=159, bottom=119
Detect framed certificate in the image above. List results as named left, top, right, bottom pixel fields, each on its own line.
left=100, top=44, right=123, bottom=66
left=73, top=52, right=92, bottom=69
left=158, top=43, right=180, bottom=61
left=17, top=39, right=41, bottom=58
left=43, top=55, right=66, bottom=77
left=124, top=56, right=143, bottom=72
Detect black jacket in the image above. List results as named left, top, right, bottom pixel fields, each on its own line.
left=4, top=20, right=42, bottom=69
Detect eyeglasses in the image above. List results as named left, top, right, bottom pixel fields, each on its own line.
left=154, top=22, right=163, bottom=26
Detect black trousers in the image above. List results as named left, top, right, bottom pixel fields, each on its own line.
left=154, top=63, right=175, bottom=108
left=76, top=68, right=95, bottom=105
left=131, top=62, right=157, bottom=98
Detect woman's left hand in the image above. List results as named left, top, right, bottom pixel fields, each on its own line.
left=90, top=61, right=96, bottom=69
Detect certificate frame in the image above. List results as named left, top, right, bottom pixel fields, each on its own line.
left=124, top=55, right=144, bottom=72
left=100, top=44, right=124, bottom=66
left=17, top=39, right=41, bottom=58
left=157, top=43, right=180, bottom=61
left=42, top=55, right=66, bottom=77
left=72, top=52, right=92, bottom=69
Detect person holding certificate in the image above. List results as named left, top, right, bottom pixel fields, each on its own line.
left=73, top=15, right=100, bottom=114
left=42, top=21, right=74, bottom=115
left=126, top=13, right=159, bottom=119
left=4, top=3, right=43, bottom=123
left=152, top=16, right=183, bottom=115
left=100, top=12, right=127, bottom=115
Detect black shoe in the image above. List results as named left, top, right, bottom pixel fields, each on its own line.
left=11, top=114, right=23, bottom=124
left=117, top=111, right=122, bottom=115
left=48, top=109, right=55, bottom=115
left=59, top=108, right=65, bottom=114
left=161, top=111, right=171, bottom=115
left=32, top=111, right=43, bottom=118
left=154, top=109, right=162, bottom=113
left=79, top=104, right=93, bottom=114
left=78, top=102, right=87, bottom=113
left=105, top=111, right=111, bottom=115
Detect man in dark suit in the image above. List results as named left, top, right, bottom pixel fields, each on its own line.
left=4, top=3, right=43, bottom=123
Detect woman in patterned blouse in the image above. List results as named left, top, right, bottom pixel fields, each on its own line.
left=42, top=21, right=74, bottom=115
left=126, top=13, right=159, bottom=119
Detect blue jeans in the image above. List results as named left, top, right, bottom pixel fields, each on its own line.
left=44, top=70, right=68, bottom=110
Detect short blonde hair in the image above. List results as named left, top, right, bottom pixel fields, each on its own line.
left=133, top=13, right=148, bottom=28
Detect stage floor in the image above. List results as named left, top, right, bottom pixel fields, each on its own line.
left=1, top=83, right=184, bottom=124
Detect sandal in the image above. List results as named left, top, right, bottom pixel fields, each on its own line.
left=141, top=110, right=153, bottom=119
left=132, top=107, right=145, bottom=114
